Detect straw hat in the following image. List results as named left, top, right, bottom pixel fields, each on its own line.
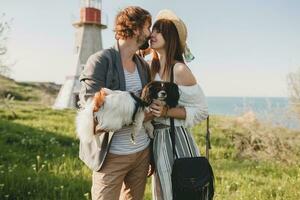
left=156, top=9, right=194, bottom=62
left=156, top=9, right=187, bottom=50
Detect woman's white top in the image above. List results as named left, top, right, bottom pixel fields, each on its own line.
left=154, top=73, right=208, bottom=127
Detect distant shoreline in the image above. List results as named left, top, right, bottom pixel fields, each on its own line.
left=206, top=96, right=300, bottom=130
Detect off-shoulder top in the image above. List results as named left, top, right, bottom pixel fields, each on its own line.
left=154, top=73, right=208, bottom=127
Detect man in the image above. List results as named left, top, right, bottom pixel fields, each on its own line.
left=78, top=6, right=152, bottom=200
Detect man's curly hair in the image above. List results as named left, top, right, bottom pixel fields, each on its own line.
left=114, top=6, right=152, bottom=40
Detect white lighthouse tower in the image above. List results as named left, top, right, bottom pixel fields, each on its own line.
left=53, top=0, right=107, bottom=109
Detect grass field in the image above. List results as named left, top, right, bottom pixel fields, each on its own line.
left=1, top=75, right=300, bottom=199
left=1, top=100, right=300, bottom=200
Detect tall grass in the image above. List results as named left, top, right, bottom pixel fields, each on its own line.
left=288, top=68, right=300, bottom=120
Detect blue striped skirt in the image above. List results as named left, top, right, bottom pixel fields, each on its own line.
left=151, top=126, right=200, bottom=200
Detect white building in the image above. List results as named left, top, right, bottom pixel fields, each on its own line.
left=53, top=0, right=106, bottom=109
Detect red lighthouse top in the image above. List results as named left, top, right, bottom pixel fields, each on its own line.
left=74, top=0, right=107, bottom=28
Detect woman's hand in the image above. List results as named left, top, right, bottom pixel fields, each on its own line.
left=150, top=99, right=168, bottom=118
left=144, top=109, right=154, bottom=122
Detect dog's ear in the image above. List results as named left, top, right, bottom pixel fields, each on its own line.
left=93, top=89, right=106, bottom=112
left=141, top=83, right=152, bottom=105
left=165, top=83, right=180, bottom=108
left=130, top=92, right=149, bottom=108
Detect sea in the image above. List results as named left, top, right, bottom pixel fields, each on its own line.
left=206, top=97, right=300, bottom=130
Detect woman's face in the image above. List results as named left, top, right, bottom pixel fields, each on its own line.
left=150, top=29, right=165, bottom=50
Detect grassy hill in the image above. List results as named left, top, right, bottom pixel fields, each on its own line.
left=0, top=75, right=60, bottom=105
left=0, top=76, right=300, bottom=200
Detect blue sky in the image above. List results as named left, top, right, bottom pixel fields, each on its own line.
left=2, top=0, right=300, bottom=97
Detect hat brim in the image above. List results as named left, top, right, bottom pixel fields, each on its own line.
left=155, top=9, right=187, bottom=50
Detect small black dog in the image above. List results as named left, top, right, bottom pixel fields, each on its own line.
left=141, top=81, right=180, bottom=138
left=141, top=81, right=180, bottom=108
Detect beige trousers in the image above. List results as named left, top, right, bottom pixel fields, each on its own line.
left=91, top=147, right=150, bottom=200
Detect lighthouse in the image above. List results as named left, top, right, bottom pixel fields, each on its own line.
left=53, top=0, right=107, bottom=109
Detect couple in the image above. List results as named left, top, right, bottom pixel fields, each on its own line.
left=78, top=6, right=208, bottom=200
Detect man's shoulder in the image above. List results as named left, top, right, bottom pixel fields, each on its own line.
left=80, top=48, right=116, bottom=81
left=88, top=48, right=115, bottom=61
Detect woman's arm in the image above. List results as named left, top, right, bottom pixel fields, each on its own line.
left=173, top=62, right=197, bottom=86
left=150, top=100, right=186, bottom=119
left=150, top=63, right=208, bottom=125
left=150, top=63, right=196, bottom=119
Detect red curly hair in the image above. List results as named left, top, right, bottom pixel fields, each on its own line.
left=114, top=6, right=152, bottom=40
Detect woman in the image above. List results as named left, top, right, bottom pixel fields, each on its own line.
left=148, top=10, right=209, bottom=200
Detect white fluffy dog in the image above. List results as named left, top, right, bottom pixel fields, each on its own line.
left=76, top=88, right=146, bottom=143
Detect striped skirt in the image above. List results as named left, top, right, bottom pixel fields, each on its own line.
left=151, top=126, right=200, bottom=200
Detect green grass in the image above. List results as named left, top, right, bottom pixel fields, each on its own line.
left=0, top=103, right=91, bottom=199
left=1, top=102, right=300, bottom=199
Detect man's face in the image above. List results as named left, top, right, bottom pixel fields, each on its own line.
left=137, top=21, right=151, bottom=50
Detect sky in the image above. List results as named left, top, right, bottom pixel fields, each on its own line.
left=1, top=0, right=300, bottom=97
